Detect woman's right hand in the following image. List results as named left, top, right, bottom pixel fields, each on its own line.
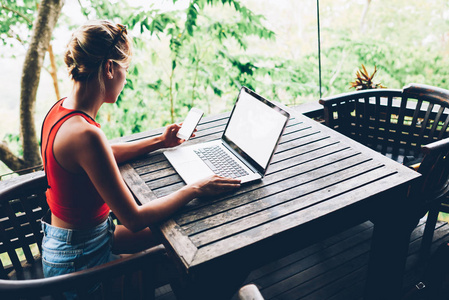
left=191, top=175, right=241, bottom=197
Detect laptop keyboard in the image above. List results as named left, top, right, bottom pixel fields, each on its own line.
left=194, top=145, right=249, bottom=178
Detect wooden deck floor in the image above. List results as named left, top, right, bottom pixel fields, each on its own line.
left=154, top=218, right=449, bottom=300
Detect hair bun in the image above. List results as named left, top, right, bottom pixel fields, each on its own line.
left=69, top=65, right=79, bottom=80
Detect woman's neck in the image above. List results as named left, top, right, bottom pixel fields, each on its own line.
left=64, top=80, right=104, bottom=119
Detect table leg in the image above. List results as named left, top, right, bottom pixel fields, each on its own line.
left=364, top=214, right=416, bottom=300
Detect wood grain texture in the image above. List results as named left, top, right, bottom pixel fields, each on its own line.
left=120, top=106, right=420, bottom=298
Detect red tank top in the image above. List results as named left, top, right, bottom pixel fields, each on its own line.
left=41, top=98, right=110, bottom=226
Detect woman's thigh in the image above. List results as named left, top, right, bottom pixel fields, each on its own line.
left=112, top=225, right=160, bottom=254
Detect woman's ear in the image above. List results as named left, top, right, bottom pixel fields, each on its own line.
left=104, top=60, right=114, bottom=79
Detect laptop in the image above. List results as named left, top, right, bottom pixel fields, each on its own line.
left=164, top=86, right=290, bottom=184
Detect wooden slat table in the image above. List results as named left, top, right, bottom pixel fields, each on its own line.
left=120, top=107, right=421, bottom=300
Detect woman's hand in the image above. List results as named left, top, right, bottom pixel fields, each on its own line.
left=161, top=123, right=196, bottom=148
left=190, top=175, right=241, bottom=197
left=161, top=123, right=183, bottom=148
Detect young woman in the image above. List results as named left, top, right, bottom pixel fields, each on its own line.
left=40, top=20, right=240, bottom=278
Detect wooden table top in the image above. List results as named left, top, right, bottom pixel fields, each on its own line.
left=120, top=107, right=421, bottom=278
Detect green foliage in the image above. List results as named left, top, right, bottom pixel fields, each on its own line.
left=77, top=0, right=134, bottom=21
left=317, top=0, right=449, bottom=97
left=90, top=0, right=449, bottom=137
left=91, top=0, right=277, bottom=134
left=318, top=32, right=449, bottom=97
left=0, top=0, right=36, bottom=53
left=3, top=0, right=449, bottom=163
left=3, top=133, right=22, bottom=157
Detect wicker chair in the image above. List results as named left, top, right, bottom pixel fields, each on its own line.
left=0, top=171, right=171, bottom=299
left=319, top=83, right=449, bottom=266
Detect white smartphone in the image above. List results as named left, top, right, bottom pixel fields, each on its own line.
left=177, top=108, right=204, bottom=140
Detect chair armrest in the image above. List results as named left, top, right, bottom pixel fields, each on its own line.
left=0, top=244, right=166, bottom=298
left=422, top=137, right=449, bottom=155
left=238, top=284, right=264, bottom=300
left=0, top=171, right=47, bottom=201
left=413, top=137, right=449, bottom=208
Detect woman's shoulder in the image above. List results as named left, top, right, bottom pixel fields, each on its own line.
left=58, top=115, right=107, bottom=148
left=53, top=115, right=109, bottom=173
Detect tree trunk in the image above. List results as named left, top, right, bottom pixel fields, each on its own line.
left=360, top=0, right=371, bottom=33
left=19, top=0, right=64, bottom=170
left=48, top=43, right=61, bottom=100
left=0, top=142, right=25, bottom=173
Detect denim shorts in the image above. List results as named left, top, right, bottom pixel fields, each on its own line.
left=41, top=212, right=117, bottom=279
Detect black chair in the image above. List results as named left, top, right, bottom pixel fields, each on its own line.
left=319, top=83, right=449, bottom=266
left=0, top=171, right=171, bottom=299
left=416, top=140, right=449, bottom=266
left=319, top=84, right=449, bottom=165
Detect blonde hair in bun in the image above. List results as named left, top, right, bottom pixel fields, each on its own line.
left=64, top=20, right=132, bottom=93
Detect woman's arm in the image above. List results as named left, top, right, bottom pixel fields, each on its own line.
left=77, top=125, right=239, bottom=232
left=111, top=135, right=165, bottom=164
left=111, top=123, right=186, bottom=163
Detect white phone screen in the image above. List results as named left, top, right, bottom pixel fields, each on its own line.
left=177, top=108, right=204, bottom=140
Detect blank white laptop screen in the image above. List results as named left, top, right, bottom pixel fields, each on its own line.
left=224, top=89, right=289, bottom=169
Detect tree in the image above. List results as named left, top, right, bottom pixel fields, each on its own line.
left=0, top=0, right=64, bottom=174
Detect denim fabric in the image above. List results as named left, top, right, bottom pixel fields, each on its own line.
left=41, top=213, right=117, bottom=298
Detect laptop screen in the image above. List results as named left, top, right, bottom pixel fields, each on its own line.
left=222, top=87, right=290, bottom=174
